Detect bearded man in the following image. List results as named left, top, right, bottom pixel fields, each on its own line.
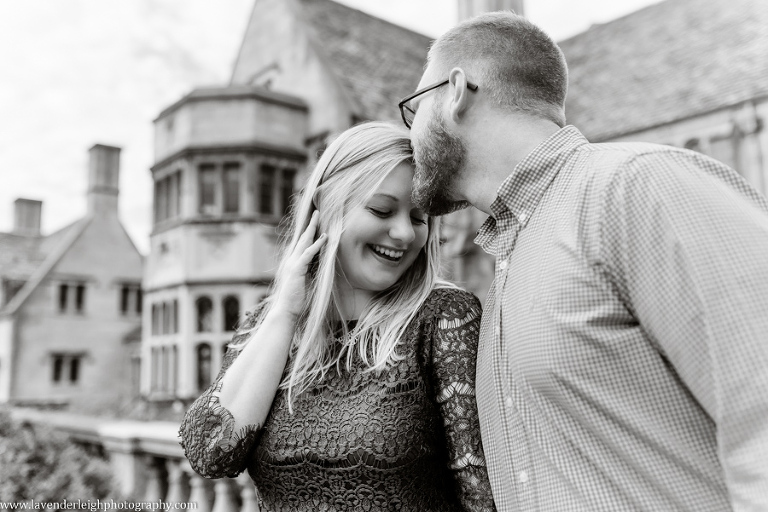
left=399, top=11, right=768, bottom=512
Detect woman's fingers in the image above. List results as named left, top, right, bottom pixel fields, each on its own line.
left=298, top=233, right=327, bottom=267
left=296, top=211, right=320, bottom=250
left=273, top=213, right=326, bottom=315
left=286, top=211, right=326, bottom=276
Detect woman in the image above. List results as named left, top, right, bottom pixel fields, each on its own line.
left=179, top=121, right=495, bottom=511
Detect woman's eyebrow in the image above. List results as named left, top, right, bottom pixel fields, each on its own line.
left=370, top=193, right=399, bottom=202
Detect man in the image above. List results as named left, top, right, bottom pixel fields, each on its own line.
left=399, top=11, right=768, bottom=512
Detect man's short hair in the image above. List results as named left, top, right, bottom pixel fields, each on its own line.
left=428, top=12, right=568, bottom=127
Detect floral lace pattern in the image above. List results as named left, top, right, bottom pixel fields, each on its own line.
left=179, top=289, right=496, bottom=511
left=179, top=307, right=265, bottom=479
left=178, top=379, right=262, bottom=479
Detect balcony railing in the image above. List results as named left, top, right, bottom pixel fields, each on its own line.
left=9, top=408, right=259, bottom=512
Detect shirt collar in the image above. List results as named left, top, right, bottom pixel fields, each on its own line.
left=475, top=125, right=589, bottom=254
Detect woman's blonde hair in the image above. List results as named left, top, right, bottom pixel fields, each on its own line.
left=238, top=121, right=448, bottom=407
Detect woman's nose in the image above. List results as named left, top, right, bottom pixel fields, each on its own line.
left=389, top=214, right=416, bottom=244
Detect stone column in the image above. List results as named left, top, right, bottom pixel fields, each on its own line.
left=186, top=470, right=213, bottom=512
left=237, top=474, right=260, bottom=512
left=100, top=433, right=145, bottom=499
left=165, top=459, right=191, bottom=503
left=212, top=480, right=238, bottom=512
left=143, top=456, right=167, bottom=502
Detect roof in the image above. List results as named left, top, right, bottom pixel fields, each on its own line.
left=297, top=0, right=432, bottom=122
left=155, top=84, right=307, bottom=122
left=0, top=221, right=80, bottom=281
left=560, top=0, right=768, bottom=141
left=293, top=0, right=768, bottom=137
left=0, top=218, right=91, bottom=316
left=0, top=233, right=47, bottom=281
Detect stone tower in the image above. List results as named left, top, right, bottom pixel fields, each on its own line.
left=144, top=86, right=307, bottom=403
left=458, top=0, right=525, bottom=20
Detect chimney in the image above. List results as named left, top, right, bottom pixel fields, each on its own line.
left=87, top=144, right=121, bottom=215
left=458, top=0, right=525, bottom=20
left=13, top=198, right=43, bottom=237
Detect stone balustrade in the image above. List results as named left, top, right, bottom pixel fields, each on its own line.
left=9, top=408, right=258, bottom=512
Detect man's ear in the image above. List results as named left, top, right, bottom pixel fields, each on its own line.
left=448, top=67, right=472, bottom=124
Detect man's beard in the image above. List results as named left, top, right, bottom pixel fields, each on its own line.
left=412, top=108, right=471, bottom=216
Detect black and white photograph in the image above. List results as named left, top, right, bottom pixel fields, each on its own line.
left=1, top=0, right=766, bottom=509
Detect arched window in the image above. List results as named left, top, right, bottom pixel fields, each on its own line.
left=196, top=296, right=213, bottom=332
left=223, top=296, right=240, bottom=332
left=197, top=343, right=212, bottom=391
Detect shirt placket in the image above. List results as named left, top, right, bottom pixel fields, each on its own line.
left=494, top=216, right=537, bottom=511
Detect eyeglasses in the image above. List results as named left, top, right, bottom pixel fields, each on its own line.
left=398, top=79, right=478, bottom=129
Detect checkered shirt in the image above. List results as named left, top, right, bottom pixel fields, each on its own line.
left=474, top=125, right=768, bottom=511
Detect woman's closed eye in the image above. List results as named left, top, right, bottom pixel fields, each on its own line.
left=367, top=206, right=427, bottom=225
left=367, top=207, right=391, bottom=218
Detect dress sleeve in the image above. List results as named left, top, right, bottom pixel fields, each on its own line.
left=178, top=304, right=266, bottom=479
left=426, top=289, right=497, bottom=512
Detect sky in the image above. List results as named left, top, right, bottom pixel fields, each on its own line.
left=0, top=0, right=660, bottom=254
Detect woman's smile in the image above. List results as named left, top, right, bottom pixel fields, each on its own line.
left=369, top=243, right=406, bottom=263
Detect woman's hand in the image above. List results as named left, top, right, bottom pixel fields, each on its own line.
left=272, top=210, right=327, bottom=318
left=214, top=212, right=326, bottom=434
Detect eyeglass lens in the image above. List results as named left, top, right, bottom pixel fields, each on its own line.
left=402, top=104, right=415, bottom=127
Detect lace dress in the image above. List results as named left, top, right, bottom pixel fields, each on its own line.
left=179, top=288, right=496, bottom=512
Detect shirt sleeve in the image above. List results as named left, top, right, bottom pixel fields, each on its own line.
left=178, top=305, right=266, bottom=479
left=426, top=289, right=497, bottom=512
left=600, top=149, right=768, bottom=511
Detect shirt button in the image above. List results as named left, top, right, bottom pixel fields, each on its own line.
left=494, top=326, right=501, bottom=338
left=518, top=212, right=528, bottom=223
left=505, top=396, right=513, bottom=408
left=518, top=471, right=529, bottom=483
left=499, top=260, right=507, bottom=270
